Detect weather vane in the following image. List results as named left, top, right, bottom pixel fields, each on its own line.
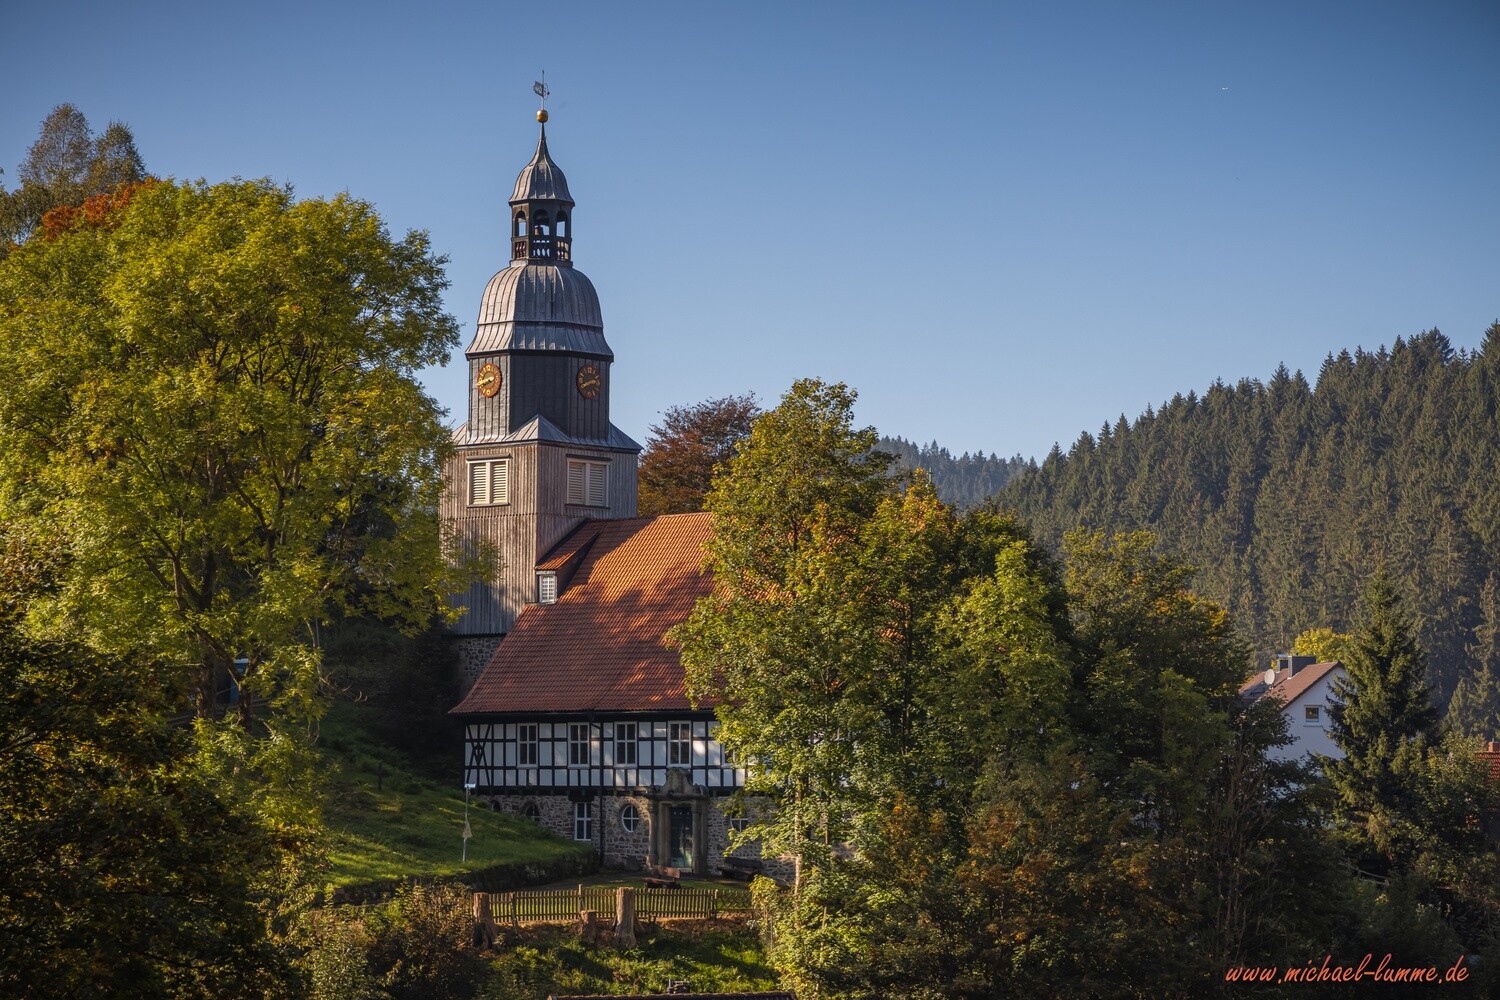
left=534, top=73, right=550, bottom=123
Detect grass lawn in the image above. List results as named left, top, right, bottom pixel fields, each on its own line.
left=484, top=922, right=779, bottom=999
left=317, top=699, right=591, bottom=887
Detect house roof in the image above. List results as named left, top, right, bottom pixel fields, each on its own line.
left=452, top=512, right=715, bottom=716
left=1239, top=660, right=1342, bottom=707
left=1479, top=742, right=1500, bottom=785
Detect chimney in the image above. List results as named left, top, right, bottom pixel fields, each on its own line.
left=1275, top=653, right=1316, bottom=676
left=1488, top=741, right=1499, bottom=753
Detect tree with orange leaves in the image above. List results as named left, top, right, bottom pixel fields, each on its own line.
left=0, top=103, right=146, bottom=253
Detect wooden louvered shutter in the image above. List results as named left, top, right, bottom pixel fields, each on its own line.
left=468, top=461, right=489, bottom=505
left=586, top=461, right=607, bottom=506
left=492, top=460, right=509, bottom=504
left=567, top=460, right=585, bottom=505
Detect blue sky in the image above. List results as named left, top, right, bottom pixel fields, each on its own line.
left=3, top=1, right=1496, bottom=461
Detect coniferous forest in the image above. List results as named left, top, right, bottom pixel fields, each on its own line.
left=876, top=437, right=1029, bottom=510
left=998, top=326, right=1500, bottom=728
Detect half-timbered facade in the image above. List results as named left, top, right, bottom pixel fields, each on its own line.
left=448, top=110, right=750, bottom=874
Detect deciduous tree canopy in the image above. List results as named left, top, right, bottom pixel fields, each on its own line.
left=0, top=524, right=292, bottom=999
left=0, top=177, right=466, bottom=722
left=637, top=393, right=759, bottom=516
left=677, top=379, right=1351, bottom=998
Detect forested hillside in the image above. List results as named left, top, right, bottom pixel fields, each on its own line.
left=998, top=326, right=1500, bottom=719
left=878, top=436, right=1029, bottom=508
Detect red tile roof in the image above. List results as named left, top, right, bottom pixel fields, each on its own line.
left=452, top=513, right=715, bottom=715
left=1479, top=742, right=1500, bottom=785
left=1239, top=660, right=1342, bottom=707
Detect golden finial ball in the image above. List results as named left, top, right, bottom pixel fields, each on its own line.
left=536, top=109, right=549, bottom=123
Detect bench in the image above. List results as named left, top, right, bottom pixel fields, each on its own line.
left=643, top=864, right=681, bottom=888
left=716, top=856, right=763, bottom=881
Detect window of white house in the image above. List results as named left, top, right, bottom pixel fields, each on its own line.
left=1304, top=705, right=1321, bottom=723
left=517, top=724, right=538, bottom=766
left=614, top=722, right=637, bottom=765
left=620, top=803, right=641, bottom=833
left=573, top=802, right=592, bottom=841
left=669, top=722, right=691, bottom=766
left=566, top=459, right=608, bottom=507
left=467, top=458, right=509, bottom=506
left=537, top=572, right=557, bottom=604
left=569, top=723, right=592, bottom=767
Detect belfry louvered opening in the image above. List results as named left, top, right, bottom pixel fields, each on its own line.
left=467, top=458, right=510, bottom=506
left=566, top=458, right=608, bottom=506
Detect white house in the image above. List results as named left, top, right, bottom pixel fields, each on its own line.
left=1239, top=654, right=1347, bottom=763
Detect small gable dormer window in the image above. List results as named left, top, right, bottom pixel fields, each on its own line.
left=467, top=458, right=509, bottom=506
left=566, top=459, right=608, bottom=507
left=537, top=571, right=557, bottom=604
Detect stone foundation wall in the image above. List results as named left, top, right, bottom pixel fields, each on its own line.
left=489, top=794, right=579, bottom=846
left=706, top=800, right=754, bottom=863
left=486, top=792, right=775, bottom=874
left=603, top=794, right=653, bottom=869
left=452, top=635, right=503, bottom=692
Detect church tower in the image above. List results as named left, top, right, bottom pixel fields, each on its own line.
left=447, top=104, right=640, bottom=680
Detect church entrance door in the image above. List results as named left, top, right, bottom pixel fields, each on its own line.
left=668, top=806, right=694, bottom=869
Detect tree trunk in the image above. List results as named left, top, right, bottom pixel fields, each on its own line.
left=617, top=887, right=637, bottom=948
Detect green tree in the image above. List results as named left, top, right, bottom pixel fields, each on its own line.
left=677, top=379, right=897, bottom=876
left=1326, top=574, right=1442, bottom=865
left=0, top=524, right=295, bottom=999
left=0, top=103, right=145, bottom=250
left=637, top=393, right=759, bottom=516
left=683, top=387, right=1343, bottom=997
left=0, top=177, right=467, bottom=724
left=1448, top=573, right=1500, bottom=740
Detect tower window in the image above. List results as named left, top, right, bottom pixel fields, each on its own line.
left=467, top=459, right=509, bottom=506
left=567, top=459, right=608, bottom=507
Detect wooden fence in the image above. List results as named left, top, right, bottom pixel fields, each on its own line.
left=482, top=884, right=752, bottom=925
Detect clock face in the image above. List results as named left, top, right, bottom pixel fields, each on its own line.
left=576, top=364, right=602, bottom=400
left=474, top=362, right=502, bottom=398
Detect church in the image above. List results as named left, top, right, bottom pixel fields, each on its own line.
left=446, top=105, right=748, bottom=874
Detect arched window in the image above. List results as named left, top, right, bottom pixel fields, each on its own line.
left=556, top=212, right=568, bottom=238
left=513, top=212, right=527, bottom=238
left=534, top=210, right=551, bottom=236
left=620, top=802, right=641, bottom=833
left=521, top=801, right=540, bottom=823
